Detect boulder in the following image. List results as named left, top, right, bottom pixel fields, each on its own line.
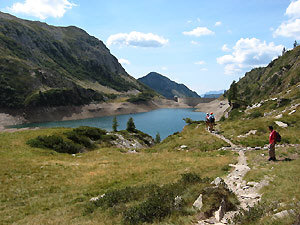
left=193, top=194, right=203, bottom=210
left=215, top=199, right=226, bottom=221
left=272, top=209, right=295, bottom=219
left=275, top=121, right=288, bottom=128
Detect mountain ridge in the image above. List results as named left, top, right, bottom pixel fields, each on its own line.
left=138, top=72, right=200, bottom=99
left=0, top=11, right=151, bottom=110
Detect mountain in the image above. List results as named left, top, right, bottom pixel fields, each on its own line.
left=138, top=72, right=200, bottom=99
left=202, top=90, right=225, bottom=98
left=0, top=12, right=150, bottom=109
left=226, top=45, right=300, bottom=105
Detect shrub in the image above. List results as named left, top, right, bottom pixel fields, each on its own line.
left=155, top=132, right=161, bottom=144
left=248, top=111, right=263, bottom=119
left=27, top=135, right=82, bottom=154
left=71, top=126, right=106, bottom=141
left=127, top=92, right=154, bottom=104
left=65, top=132, right=94, bottom=148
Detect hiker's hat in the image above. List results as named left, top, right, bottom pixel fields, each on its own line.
left=210, top=112, right=213, bottom=114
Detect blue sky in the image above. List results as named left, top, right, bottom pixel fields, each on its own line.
left=1, top=0, right=300, bottom=94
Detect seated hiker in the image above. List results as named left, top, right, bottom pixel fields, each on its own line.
left=208, top=112, right=215, bottom=132
left=268, top=125, right=278, bottom=161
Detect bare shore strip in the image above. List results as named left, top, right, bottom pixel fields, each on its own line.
left=0, top=98, right=229, bottom=132
left=195, top=99, right=230, bottom=121
left=0, top=99, right=191, bottom=131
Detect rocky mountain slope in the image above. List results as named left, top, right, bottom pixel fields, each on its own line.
left=226, top=45, right=300, bottom=105
left=138, top=72, right=200, bottom=99
left=0, top=12, right=150, bottom=110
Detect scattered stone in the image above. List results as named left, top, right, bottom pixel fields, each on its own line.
left=90, top=194, right=105, bottom=202
left=274, top=114, right=283, bottom=119
left=237, top=130, right=257, bottom=138
left=215, top=199, right=226, bottom=222
left=275, top=121, right=288, bottom=128
left=128, top=149, right=138, bottom=154
left=174, top=196, right=183, bottom=209
left=272, top=209, right=295, bottom=219
left=289, top=110, right=296, bottom=115
left=180, top=145, right=188, bottom=150
left=72, top=154, right=76, bottom=157
left=193, top=194, right=203, bottom=210
left=255, top=147, right=261, bottom=150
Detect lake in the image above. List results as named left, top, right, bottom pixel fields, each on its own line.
left=12, top=108, right=206, bottom=139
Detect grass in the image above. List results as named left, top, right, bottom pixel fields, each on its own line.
left=0, top=125, right=236, bottom=225
left=219, top=100, right=300, bottom=147
left=152, top=123, right=230, bottom=152
left=233, top=145, right=300, bottom=225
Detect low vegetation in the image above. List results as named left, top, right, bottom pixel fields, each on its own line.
left=0, top=124, right=236, bottom=225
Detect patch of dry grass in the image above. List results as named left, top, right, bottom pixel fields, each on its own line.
left=0, top=126, right=236, bottom=225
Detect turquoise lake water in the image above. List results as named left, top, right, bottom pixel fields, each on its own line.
left=13, top=108, right=206, bottom=139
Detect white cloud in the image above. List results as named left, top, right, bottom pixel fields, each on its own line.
left=195, top=60, right=205, bottom=65
left=215, top=21, right=222, bottom=26
left=274, top=0, right=300, bottom=39
left=190, top=40, right=200, bottom=45
left=222, top=44, right=231, bottom=52
left=183, top=27, right=214, bottom=37
left=107, top=31, right=168, bottom=48
left=118, top=58, right=130, bottom=66
left=7, top=0, right=75, bottom=20
left=274, top=18, right=300, bottom=39
left=286, top=0, right=300, bottom=18
left=217, top=38, right=283, bottom=75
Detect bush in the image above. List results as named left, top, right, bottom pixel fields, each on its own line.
left=27, top=135, right=82, bottom=154
left=71, top=126, right=106, bottom=141
left=65, top=132, right=94, bottom=148
left=248, top=111, right=263, bottom=119
left=127, top=92, right=154, bottom=104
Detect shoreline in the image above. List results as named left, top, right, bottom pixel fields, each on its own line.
left=0, top=99, right=191, bottom=131
left=0, top=99, right=227, bottom=132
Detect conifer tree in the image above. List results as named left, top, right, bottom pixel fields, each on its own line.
left=155, top=132, right=161, bottom=143
left=126, top=117, right=136, bottom=132
left=112, top=116, right=118, bottom=132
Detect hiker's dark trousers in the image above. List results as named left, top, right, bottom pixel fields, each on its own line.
left=269, top=143, right=276, bottom=158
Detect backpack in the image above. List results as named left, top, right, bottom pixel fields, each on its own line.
left=275, top=131, right=281, bottom=142
left=209, top=116, right=215, bottom=123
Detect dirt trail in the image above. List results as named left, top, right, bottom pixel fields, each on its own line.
left=196, top=132, right=269, bottom=225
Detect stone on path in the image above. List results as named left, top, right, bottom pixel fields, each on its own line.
left=193, top=194, right=203, bottom=211
left=289, top=110, right=296, bottom=115
left=275, top=121, right=288, bottom=128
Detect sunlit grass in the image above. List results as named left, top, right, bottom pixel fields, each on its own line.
left=0, top=125, right=235, bottom=225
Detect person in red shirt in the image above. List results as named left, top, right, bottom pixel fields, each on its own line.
left=268, top=126, right=277, bottom=161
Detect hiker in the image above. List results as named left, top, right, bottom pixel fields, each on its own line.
left=208, top=112, right=215, bottom=132
left=268, top=126, right=277, bottom=161
left=205, top=113, right=210, bottom=130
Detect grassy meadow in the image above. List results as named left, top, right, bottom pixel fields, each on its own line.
left=0, top=124, right=236, bottom=225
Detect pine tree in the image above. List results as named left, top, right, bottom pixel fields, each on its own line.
left=155, top=132, right=161, bottom=143
left=112, top=116, right=118, bottom=132
left=126, top=117, right=136, bottom=132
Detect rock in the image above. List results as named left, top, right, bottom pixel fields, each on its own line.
left=289, top=110, right=296, bottom=115
left=90, top=194, right=105, bottom=202
left=274, top=114, right=283, bottom=119
left=193, top=194, right=203, bottom=210
left=272, top=209, right=295, bottom=219
left=212, top=177, right=223, bottom=186
left=174, top=196, right=183, bottom=209
left=180, top=145, right=188, bottom=149
left=275, top=121, right=288, bottom=128
left=215, top=199, right=226, bottom=222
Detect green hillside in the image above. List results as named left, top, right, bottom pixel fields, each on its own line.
left=226, top=45, right=300, bottom=105
left=0, top=12, right=151, bottom=109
